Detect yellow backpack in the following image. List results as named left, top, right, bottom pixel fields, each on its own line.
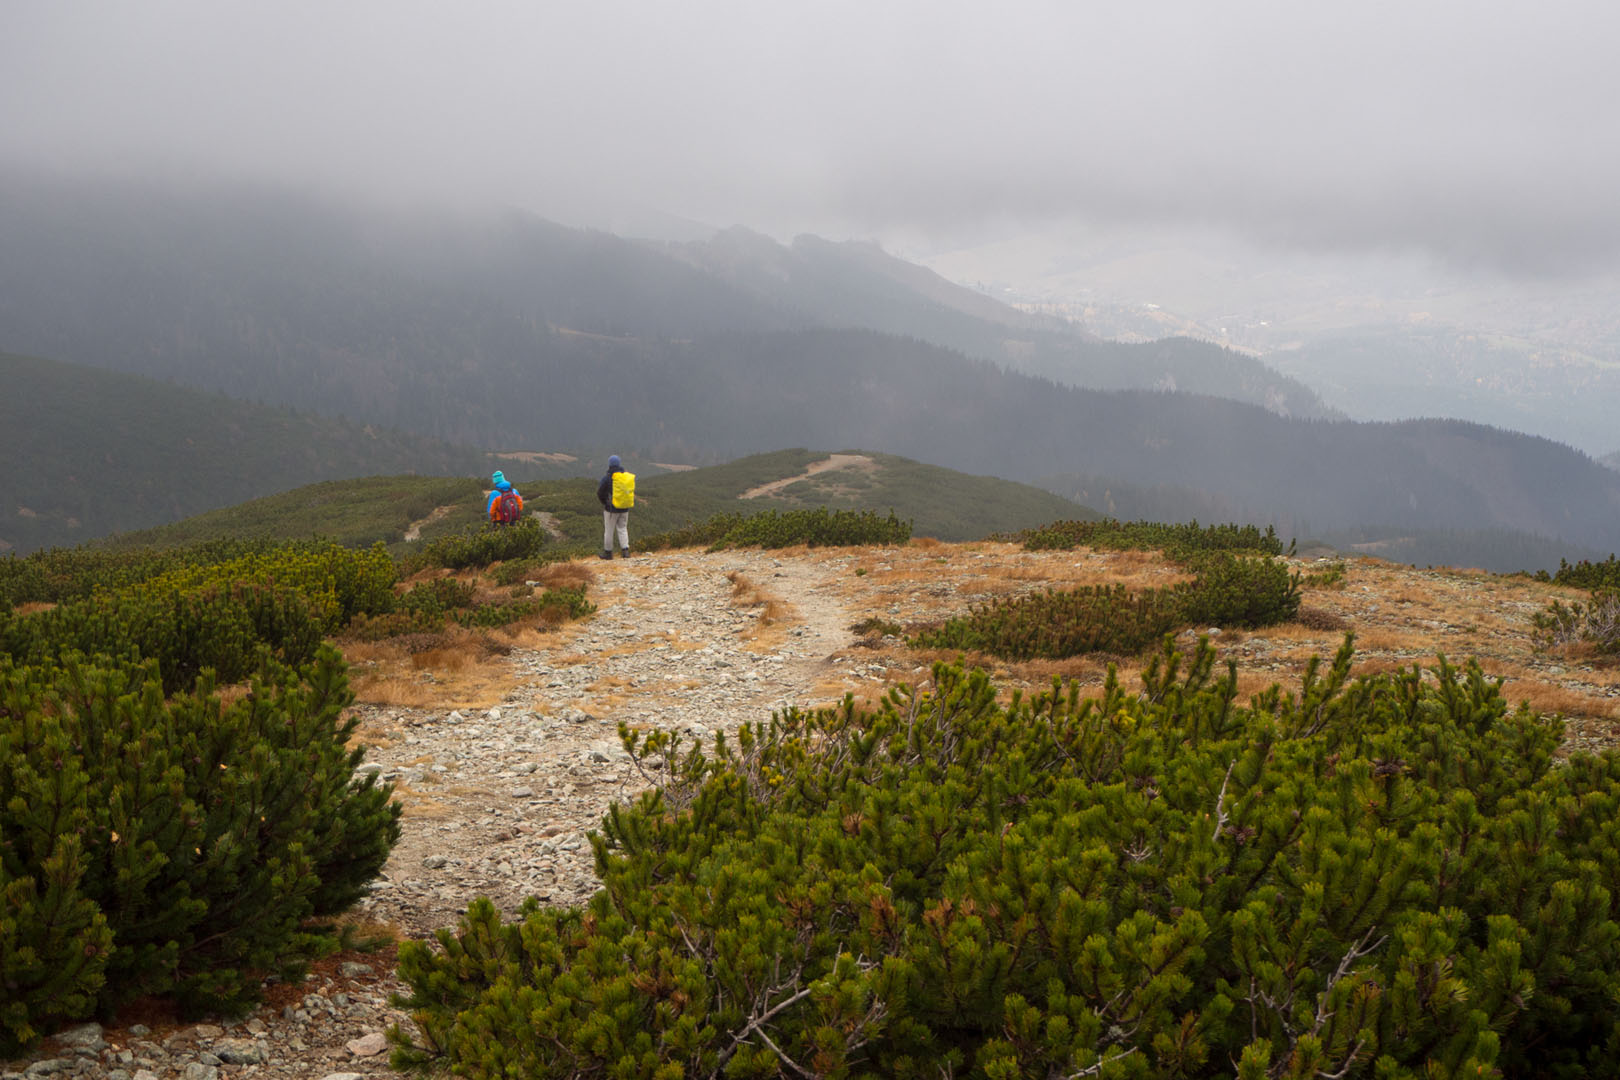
left=611, top=471, right=636, bottom=509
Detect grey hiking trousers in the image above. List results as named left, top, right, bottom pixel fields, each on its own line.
left=603, top=510, right=629, bottom=553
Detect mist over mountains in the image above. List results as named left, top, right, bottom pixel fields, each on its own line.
left=2, top=174, right=1617, bottom=567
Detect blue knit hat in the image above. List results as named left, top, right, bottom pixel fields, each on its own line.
left=608, top=455, right=621, bottom=469
left=491, top=470, right=506, bottom=486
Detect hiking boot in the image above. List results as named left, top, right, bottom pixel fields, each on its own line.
left=600, top=549, right=613, bottom=560
left=620, top=549, right=632, bottom=558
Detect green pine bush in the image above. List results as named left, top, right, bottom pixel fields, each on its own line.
left=393, top=635, right=1620, bottom=1079
left=914, top=554, right=1300, bottom=660
left=1532, top=586, right=1620, bottom=657
left=0, top=646, right=400, bottom=1049
left=0, top=538, right=284, bottom=612
left=1016, top=519, right=1286, bottom=559
left=1543, top=554, right=1620, bottom=591
left=402, top=520, right=548, bottom=573
left=639, top=508, right=911, bottom=552
left=0, top=541, right=399, bottom=693
left=711, top=507, right=911, bottom=549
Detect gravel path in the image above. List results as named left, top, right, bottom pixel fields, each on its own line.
left=9, top=549, right=872, bottom=1080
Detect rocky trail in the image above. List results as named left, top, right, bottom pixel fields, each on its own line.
left=9, top=549, right=901, bottom=1080
left=11, top=544, right=1618, bottom=1080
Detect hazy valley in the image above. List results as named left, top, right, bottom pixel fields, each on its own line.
left=3, top=176, right=1617, bottom=571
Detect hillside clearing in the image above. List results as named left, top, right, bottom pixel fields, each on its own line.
left=738, top=452, right=877, bottom=498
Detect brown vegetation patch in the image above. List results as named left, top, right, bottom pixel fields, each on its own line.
left=586, top=674, right=635, bottom=694
left=726, top=571, right=795, bottom=628
left=343, top=627, right=517, bottom=711
left=1293, top=607, right=1350, bottom=633
left=1501, top=681, right=1619, bottom=721
left=537, top=561, right=597, bottom=590
left=12, top=601, right=55, bottom=616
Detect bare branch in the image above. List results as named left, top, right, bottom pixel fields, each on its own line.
left=753, top=1025, right=816, bottom=1079
left=1212, top=761, right=1236, bottom=843
left=1059, top=1046, right=1139, bottom=1079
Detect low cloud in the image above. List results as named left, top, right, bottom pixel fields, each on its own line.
left=4, top=0, right=1618, bottom=276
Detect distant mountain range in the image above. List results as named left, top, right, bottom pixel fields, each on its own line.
left=1261, top=326, right=1620, bottom=462
left=1, top=173, right=1616, bottom=569
left=0, top=172, right=1328, bottom=430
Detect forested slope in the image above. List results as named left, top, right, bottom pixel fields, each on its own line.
left=0, top=353, right=496, bottom=552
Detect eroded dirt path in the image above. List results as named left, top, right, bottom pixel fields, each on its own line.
left=738, top=453, right=874, bottom=499
left=400, top=504, right=453, bottom=542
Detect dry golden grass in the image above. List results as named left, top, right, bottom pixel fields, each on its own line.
left=13, top=601, right=55, bottom=615
left=400, top=797, right=456, bottom=819
left=1502, top=680, right=1619, bottom=721
left=343, top=625, right=516, bottom=711
left=726, top=571, right=796, bottom=629
left=535, top=561, right=597, bottom=589
left=1344, top=627, right=1435, bottom=653
left=346, top=675, right=443, bottom=709
left=585, top=674, right=635, bottom=694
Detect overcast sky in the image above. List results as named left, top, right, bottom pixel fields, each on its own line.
left=5, top=0, right=1619, bottom=280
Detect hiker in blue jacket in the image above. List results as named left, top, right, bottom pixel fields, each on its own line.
left=596, top=455, right=634, bottom=558
left=486, top=470, right=524, bottom=525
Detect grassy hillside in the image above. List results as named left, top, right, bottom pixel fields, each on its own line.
left=0, top=352, right=505, bottom=553
left=94, top=450, right=1099, bottom=553
left=97, top=475, right=487, bottom=552
left=540, top=449, right=1100, bottom=546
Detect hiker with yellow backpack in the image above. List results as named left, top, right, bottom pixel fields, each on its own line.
left=596, top=455, right=634, bottom=559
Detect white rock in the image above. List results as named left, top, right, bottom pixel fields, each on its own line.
left=346, top=1032, right=389, bottom=1057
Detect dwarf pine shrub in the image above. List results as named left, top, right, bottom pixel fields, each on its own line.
left=1544, top=554, right=1620, bottom=591
left=914, top=554, right=1300, bottom=660
left=0, top=541, right=398, bottom=694
left=1018, top=519, right=1286, bottom=558
left=0, top=646, right=400, bottom=1052
left=711, top=507, right=911, bottom=549
left=0, top=538, right=284, bottom=611
left=403, top=520, right=547, bottom=572
left=1532, top=586, right=1620, bottom=656
left=392, top=635, right=1620, bottom=1079
left=1179, top=551, right=1302, bottom=629
left=637, top=513, right=747, bottom=553
left=911, top=583, right=1187, bottom=658
left=642, top=508, right=911, bottom=552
